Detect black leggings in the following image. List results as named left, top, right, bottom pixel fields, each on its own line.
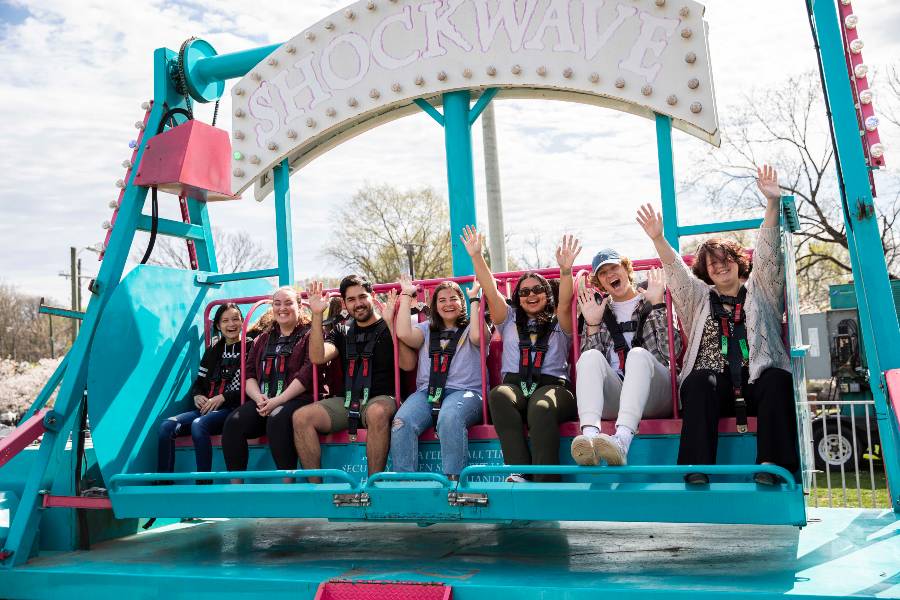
left=677, top=367, right=799, bottom=473
left=221, top=398, right=309, bottom=471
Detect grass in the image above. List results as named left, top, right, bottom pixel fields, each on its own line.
left=807, top=467, right=891, bottom=509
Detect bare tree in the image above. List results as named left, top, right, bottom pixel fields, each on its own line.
left=324, top=184, right=452, bottom=282
left=683, top=72, right=900, bottom=311
left=132, top=229, right=273, bottom=272
left=0, top=282, right=70, bottom=362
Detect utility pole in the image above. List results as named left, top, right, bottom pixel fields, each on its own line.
left=70, top=247, right=78, bottom=342
left=482, top=103, right=507, bottom=272
left=402, top=243, right=417, bottom=279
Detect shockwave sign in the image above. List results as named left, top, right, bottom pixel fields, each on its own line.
left=231, top=0, right=719, bottom=197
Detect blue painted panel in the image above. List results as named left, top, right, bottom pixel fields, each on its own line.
left=85, top=266, right=271, bottom=499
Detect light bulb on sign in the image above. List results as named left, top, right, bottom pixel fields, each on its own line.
left=858, top=90, right=873, bottom=105
left=870, top=143, right=885, bottom=159
left=854, top=64, right=868, bottom=79
left=850, top=39, right=864, bottom=54
left=102, top=220, right=112, bottom=230
left=864, top=116, right=879, bottom=131
left=844, top=14, right=858, bottom=29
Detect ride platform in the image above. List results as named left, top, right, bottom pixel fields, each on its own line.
left=2, top=507, right=897, bottom=599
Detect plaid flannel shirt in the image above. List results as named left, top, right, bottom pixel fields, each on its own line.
left=580, top=295, right=682, bottom=372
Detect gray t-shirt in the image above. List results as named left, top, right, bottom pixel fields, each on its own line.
left=414, top=321, right=486, bottom=393
left=499, top=309, right=571, bottom=381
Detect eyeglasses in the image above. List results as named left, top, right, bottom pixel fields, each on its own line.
left=518, top=284, right=548, bottom=297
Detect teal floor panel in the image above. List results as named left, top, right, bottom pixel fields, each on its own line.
left=1, top=508, right=897, bottom=599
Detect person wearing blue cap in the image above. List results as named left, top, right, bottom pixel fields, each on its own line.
left=570, top=249, right=681, bottom=466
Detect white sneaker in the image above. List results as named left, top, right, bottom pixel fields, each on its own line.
left=594, top=433, right=628, bottom=466
left=505, top=473, right=527, bottom=483
left=571, top=434, right=602, bottom=466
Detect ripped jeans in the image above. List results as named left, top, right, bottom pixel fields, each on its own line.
left=390, top=389, right=483, bottom=476
left=157, top=408, right=231, bottom=473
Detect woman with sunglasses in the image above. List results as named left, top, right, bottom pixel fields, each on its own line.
left=637, top=164, right=798, bottom=485
left=461, top=226, right=581, bottom=483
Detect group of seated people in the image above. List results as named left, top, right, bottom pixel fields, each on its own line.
left=157, top=165, right=800, bottom=485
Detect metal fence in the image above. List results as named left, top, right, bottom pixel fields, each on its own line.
left=803, top=399, right=888, bottom=509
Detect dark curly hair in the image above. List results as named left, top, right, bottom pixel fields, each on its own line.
left=511, top=272, right=556, bottom=329
left=692, top=238, right=752, bottom=285
left=339, top=274, right=373, bottom=298
left=429, top=281, right=469, bottom=331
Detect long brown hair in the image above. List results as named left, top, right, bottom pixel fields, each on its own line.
left=692, top=238, right=752, bottom=285
left=429, top=281, right=469, bottom=331
left=511, top=271, right=556, bottom=327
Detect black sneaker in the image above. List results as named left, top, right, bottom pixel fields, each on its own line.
left=684, top=472, right=709, bottom=485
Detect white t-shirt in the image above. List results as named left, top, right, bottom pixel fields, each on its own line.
left=607, top=294, right=643, bottom=374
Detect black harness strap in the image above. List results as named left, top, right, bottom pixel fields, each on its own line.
left=710, top=286, right=750, bottom=433
left=343, top=320, right=389, bottom=438
left=260, top=329, right=302, bottom=398
left=207, top=342, right=240, bottom=397
left=600, top=297, right=654, bottom=375
left=427, top=326, right=467, bottom=425
left=518, top=319, right=553, bottom=397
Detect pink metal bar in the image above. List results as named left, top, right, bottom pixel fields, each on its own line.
left=571, top=269, right=591, bottom=367
left=315, top=580, right=452, bottom=600
left=178, top=193, right=199, bottom=270
left=240, top=299, right=272, bottom=405
left=479, top=294, right=489, bottom=424
left=0, top=409, right=47, bottom=468
left=42, top=495, right=112, bottom=510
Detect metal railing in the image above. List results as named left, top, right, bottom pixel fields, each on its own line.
left=802, top=398, right=888, bottom=508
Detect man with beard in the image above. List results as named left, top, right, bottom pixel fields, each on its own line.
left=292, top=275, right=414, bottom=481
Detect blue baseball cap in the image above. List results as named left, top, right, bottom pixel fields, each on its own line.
left=591, top=248, right=622, bottom=274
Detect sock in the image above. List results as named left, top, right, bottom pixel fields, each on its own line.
left=581, top=425, right=601, bottom=438
left=615, top=425, right=635, bottom=452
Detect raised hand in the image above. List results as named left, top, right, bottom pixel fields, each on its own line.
left=578, top=280, right=610, bottom=327
left=383, top=288, right=399, bottom=318
left=756, top=164, right=781, bottom=201
left=644, top=268, right=666, bottom=305
left=398, top=273, right=417, bottom=298
left=555, top=234, right=582, bottom=272
left=307, top=280, right=328, bottom=315
left=636, top=204, right=664, bottom=241
left=466, top=280, right=481, bottom=300
left=460, top=225, right=484, bottom=258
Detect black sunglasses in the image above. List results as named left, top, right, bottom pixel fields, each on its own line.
left=518, top=284, right=548, bottom=297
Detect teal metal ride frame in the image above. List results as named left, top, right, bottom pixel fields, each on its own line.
left=5, top=0, right=900, bottom=571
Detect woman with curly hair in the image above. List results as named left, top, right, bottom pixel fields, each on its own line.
left=390, top=275, right=490, bottom=479
left=637, top=164, right=798, bottom=485
left=461, top=226, right=581, bottom=483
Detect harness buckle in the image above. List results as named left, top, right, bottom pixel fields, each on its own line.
left=734, top=395, right=748, bottom=434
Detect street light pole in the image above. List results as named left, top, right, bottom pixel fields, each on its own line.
left=70, top=247, right=78, bottom=342
left=402, top=243, right=416, bottom=279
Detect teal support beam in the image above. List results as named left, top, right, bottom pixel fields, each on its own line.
left=196, top=268, right=279, bottom=285
left=678, top=219, right=764, bottom=238
left=468, top=88, right=499, bottom=125
left=19, top=356, right=68, bottom=423
left=809, top=0, right=900, bottom=510
left=441, top=91, right=477, bottom=277
left=655, top=114, right=679, bottom=249
left=137, top=215, right=205, bottom=241
left=186, top=197, right=217, bottom=272
left=38, top=306, right=85, bottom=320
left=413, top=98, right=444, bottom=126
left=273, top=159, right=294, bottom=286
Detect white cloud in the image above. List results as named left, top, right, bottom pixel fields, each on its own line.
left=1, top=0, right=898, bottom=303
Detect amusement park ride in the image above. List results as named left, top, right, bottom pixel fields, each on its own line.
left=1, top=0, right=899, bottom=598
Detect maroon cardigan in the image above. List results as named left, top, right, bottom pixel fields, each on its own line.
left=245, top=325, right=316, bottom=402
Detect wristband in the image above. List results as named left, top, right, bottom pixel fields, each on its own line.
left=652, top=303, right=667, bottom=311
left=584, top=321, right=601, bottom=327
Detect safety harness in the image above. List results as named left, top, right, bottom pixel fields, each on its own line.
left=343, top=320, right=390, bottom=438
left=709, top=286, right=750, bottom=433
left=260, top=329, right=303, bottom=398
left=600, top=296, right=654, bottom=376
left=518, top=318, right=554, bottom=397
left=427, top=326, right=467, bottom=425
left=207, top=342, right=241, bottom=397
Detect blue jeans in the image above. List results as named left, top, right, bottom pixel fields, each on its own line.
left=390, top=389, right=483, bottom=475
left=157, top=408, right=231, bottom=473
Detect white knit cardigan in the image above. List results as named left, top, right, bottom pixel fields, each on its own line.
left=662, top=226, right=791, bottom=385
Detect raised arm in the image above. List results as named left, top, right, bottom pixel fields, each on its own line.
left=383, top=288, right=418, bottom=371
left=465, top=281, right=491, bottom=346
left=307, top=281, right=339, bottom=365
left=395, top=275, right=425, bottom=349
left=637, top=204, right=678, bottom=265
left=757, top=164, right=783, bottom=229
left=461, top=225, right=508, bottom=325
left=555, top=234, right=582, bottom=334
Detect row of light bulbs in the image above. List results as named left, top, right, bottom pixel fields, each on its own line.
left=840, top=2, right=885, bottom=162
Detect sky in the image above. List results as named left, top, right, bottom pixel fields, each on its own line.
left=1, top=0, right=899, bottom=305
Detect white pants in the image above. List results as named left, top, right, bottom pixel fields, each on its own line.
left=575, top=347, right=673, bottom=432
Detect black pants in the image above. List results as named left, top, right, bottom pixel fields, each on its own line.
left=221, top=398, right=309, bottom=471
left=677, top=367, right=799, bottom=473
left=488, top=373, right=577, bottom=483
